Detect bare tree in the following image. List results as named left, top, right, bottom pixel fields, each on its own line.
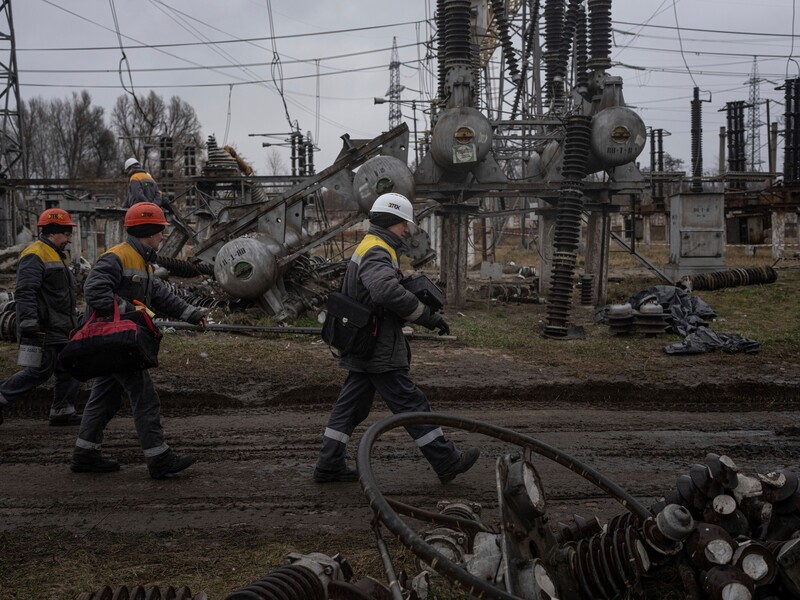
left=111, top=91, right=202, bottom=177
left=21, top=91, right=118, bottom=179
left=264, top=149, right=288, bottom=175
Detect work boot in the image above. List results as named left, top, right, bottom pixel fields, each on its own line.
left=70, top=449, right=120, bottom=473
left=438, top=447, right=481, bottom=484
left=313, top=465, right=359, bottom=483
left=49, top=412, right=83, bottom=427
left=148, top=451, right=196, bottom=480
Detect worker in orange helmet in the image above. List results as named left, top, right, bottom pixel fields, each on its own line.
left=70, top=202, right=208, bottom=479
left=0, top=208, right=82, bottom=426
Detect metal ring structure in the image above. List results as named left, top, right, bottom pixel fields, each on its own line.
left=357, top=412, right=652, bottom=600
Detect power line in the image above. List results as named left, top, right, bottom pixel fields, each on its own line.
left=614, top=19, right=800, bottom=39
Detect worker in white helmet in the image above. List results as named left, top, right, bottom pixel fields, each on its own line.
left=313, top=192, right=480, bottom=484
left=122, top=157, right=170, bottom=213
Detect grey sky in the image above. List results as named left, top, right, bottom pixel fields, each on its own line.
left=12, top=0, right=799, bottom=174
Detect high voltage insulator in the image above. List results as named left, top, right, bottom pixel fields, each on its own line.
left=725, top=101, right=747, bottom=189
left=575, top=4, right=589, bottom=92
left=685, top=266, right=778, bottom=291
left=587, top=0, right=612, bottom=71
left=544, top=114, right=593, bottom=338
left=490, top=0, right=520, bottom=82
left=156, top=255, right=205, bottom=278
left=225, top=565, right=326, bottom=600
left=436, top=0, right=447, bottom=100
left=75, top=585, right=202, bottom=599
left=443, top=0, right=472, bottom=69
left=543, top=0, right=565, bottom=108
left=691, top=87, right=704, bottom=192
left=783, top=78, right=800, bottom=182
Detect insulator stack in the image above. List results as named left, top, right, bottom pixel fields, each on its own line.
left=691, top=87, right=704, bottom=192
left=156, top=255, right=204, bottom=278
left=225, top=564, right=326, bottom=600
left=587, top=0, right=612, bottom=71
left=634, top=302, right=670, bottom=336
left=488, top=283, right=540, bottom=303
left=543, top=0, right=565, bottom=108
left=607, top=303, right=634, bottom=335
left=490, top=0, right=520, bottom=82
left=556, top=513, right=603, bottom=543
left=0, top=308, right=17, bottom=341
left=202, top=135, right=240, bottom=177
left=443, top=0, right=472, bottom=70
left=75, top=585, right=201, bottom=600
left=544, top=115, right=592, bottom=338
left=725, top=101, right=747, bottom=186
left=194, top=262, right=215, bottom=277
left=687, top=266, right=778, bottom=291
left=570, top=526, right=650, bottom=598
left=580, top=274, right=594, bottom=306
left=575, top=4, right=589, bottom=91
left=560, top=0, right=582, bottom=82
left=436, top=0, right=447, bottom=100
left=784, top=78, right=800, bottom=182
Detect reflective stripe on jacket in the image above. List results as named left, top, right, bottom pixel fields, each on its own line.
left=15, top=236, right=77, bottom=344
left=84, top=236, right=193, bottom=321
left=339, top=226, right=426, bottom=373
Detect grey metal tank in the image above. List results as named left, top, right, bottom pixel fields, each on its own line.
left=430, top=106, right=493, bottom=172
left=353, top=155, right=415, bottom=213
left=586, top=106, right=646, bottom=171
left=213, top=235, right=280, bottom=299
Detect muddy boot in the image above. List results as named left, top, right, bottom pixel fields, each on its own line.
left=148, top=451, right=196, bottom=480
left=49, top=412, right=83, bottom=427
left=70, top=448, right=120, bottom=473
left=313, top=465, right=359, bottom=483
left=438, top=447, right=480, bottom=484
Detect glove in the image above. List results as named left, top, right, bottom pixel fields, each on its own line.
left=186, top=307, right=210, bottom=327
left=417, top=309, right=450, bottom=336
left=20, top=324, right=42, bottom=337
left=430, top=313, right=450, bottom=336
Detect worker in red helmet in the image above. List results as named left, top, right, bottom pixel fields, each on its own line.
left=70, top=202, right=209, bottom=479
left=0, top=208, right=83, bottom=426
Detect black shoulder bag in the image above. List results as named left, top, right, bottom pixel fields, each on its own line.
left=321, top=292, right=380, bottom=359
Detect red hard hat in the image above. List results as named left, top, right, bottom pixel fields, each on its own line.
left=124, top=202, right=168, bottom=227
left=37, top=208, right=76, bottom=228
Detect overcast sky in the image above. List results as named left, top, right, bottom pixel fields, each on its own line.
left=11, top=0, right=800, bottom=175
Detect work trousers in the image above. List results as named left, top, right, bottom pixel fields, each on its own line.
left=0, top=344, right=80, bottom=417
left=316, top=369, right=460, bottom=477
left=74, top=369, right=169, bottom=461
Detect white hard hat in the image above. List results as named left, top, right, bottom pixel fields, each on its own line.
left=370, top=193, right=414, bottom=224
left=124, top=157, right=141, bottom=171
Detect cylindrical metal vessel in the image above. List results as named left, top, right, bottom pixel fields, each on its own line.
left=353, top=155, right=415, bottom=213
left=213, top=235, right=280, bottom=299
left=587, top=106, right=646, bottom=170
left=430, top=107, right=493, bottom=172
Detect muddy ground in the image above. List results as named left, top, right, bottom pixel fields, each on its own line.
left=1, top=273, right=799, bottom=599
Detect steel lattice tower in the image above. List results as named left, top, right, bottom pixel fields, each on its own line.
left=0, top=0, right=25, bottom=246
left=387, top=37, right=402, bottom=129
left=746, top=56, right=763, bottom=171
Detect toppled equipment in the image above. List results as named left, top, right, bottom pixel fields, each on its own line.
left=597, top=285, right=761, bottom=354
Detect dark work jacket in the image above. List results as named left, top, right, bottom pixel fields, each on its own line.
left=123, top=169, right=162, bottom=208
left=84, top=236, right=194, bottom=322
left=15, top=235, right=77, bottom=345
left=339, top=225, right=428, bottom=373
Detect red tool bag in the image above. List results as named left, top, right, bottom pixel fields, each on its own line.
left=58, top=298, right=162, bottom=381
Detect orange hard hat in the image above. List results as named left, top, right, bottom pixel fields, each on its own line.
left=124, top=202, right=168, bottom=227
left=37, top=208, right=76, bottom=228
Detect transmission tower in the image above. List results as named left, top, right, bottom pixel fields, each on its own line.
left=0, top=0, right=25, bottom=246
left=386, top=37, right=403, bottom=129
left=746, top=56, right=763, bottom=171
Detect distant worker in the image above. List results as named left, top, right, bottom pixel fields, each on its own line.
left=0, top=208, right=82, bottom=426
left=313, top=193, right=480, bottom=484
left=71, top=202, right=209, bottom=478
left=123, top=157, right=170, bottom=212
